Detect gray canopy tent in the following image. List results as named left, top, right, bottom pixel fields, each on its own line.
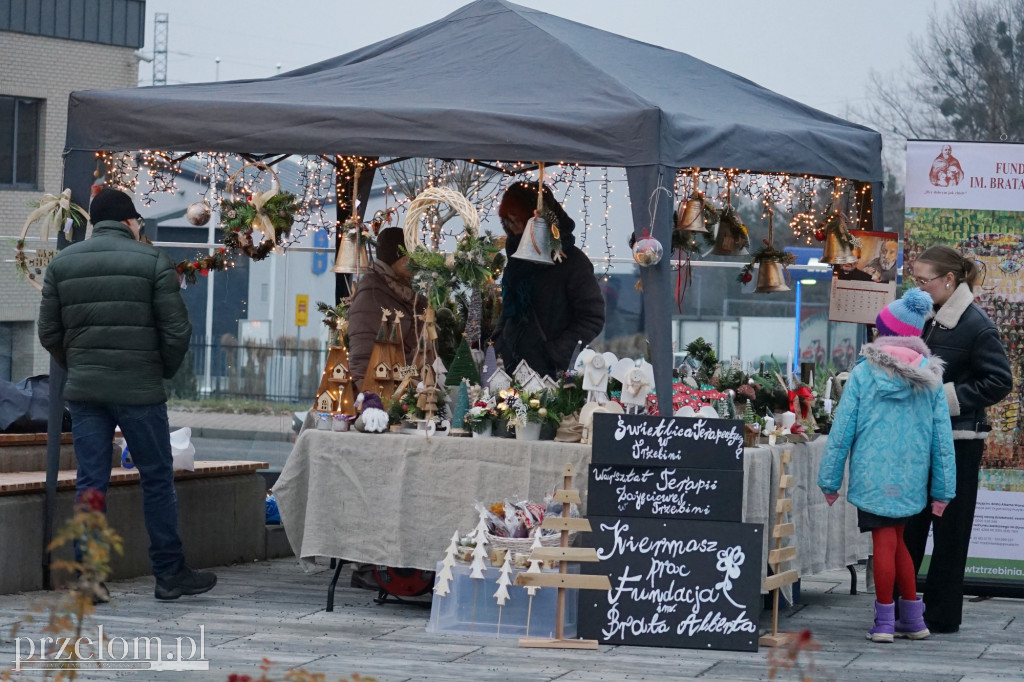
left=48, top=0, right=882, bottom=582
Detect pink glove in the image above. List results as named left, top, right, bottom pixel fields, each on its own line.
left=931, top=500, right=949, bottom=517
left=824, top=493, right=839, bottom=506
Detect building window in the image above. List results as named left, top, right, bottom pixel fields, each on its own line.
left=0, top=96, right=43, bottom=189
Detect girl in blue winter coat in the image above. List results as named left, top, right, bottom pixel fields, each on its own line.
left=818, top=288, right=956, bottom=643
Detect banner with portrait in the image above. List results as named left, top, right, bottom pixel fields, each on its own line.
left=905, top=140, right=1024, bottom=593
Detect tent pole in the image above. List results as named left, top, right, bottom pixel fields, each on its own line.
left=334, top=156, right=378, bottom=304
left=43, top=149, right=94, bottom=590
left=625, top=165, right=675, bottom=416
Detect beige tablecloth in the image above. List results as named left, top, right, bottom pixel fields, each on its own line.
left=274, top=431, right=870, bottom=589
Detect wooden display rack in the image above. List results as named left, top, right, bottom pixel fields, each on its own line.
left=514, top=463, right=610, bottom=649
left=759, top=449, right=799, bottom=647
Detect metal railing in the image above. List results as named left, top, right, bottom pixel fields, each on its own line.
left=186, top=337, right=326, bottom=404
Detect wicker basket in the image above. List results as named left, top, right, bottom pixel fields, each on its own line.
left=485, top=530, right=576, bottom=559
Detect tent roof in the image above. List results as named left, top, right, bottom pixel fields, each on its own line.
left=66, top=0, right=881, bottom=180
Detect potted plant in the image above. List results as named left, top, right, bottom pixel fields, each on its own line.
left=498, top=388, right=560, bottom=441
left=465, top=396, right=499, bottom=438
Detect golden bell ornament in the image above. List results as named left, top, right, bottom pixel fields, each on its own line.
left=676, top=198, right=708, bottom=233
left=512, top=215, right=555, bottom=264
left=754, top=260, right=791, bottom=293
left=820, top=229, right=858, bottom=265
left=332, top=232, right=369, bottom=274
left=712, top=207, right=745, bottom=255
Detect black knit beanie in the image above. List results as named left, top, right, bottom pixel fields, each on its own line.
left=90, top=189, right=142, bottom=223
left=375, top=227, right=406, bottom=266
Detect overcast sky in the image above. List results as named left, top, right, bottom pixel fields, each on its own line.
left=138, top=0, right=953, bottom=122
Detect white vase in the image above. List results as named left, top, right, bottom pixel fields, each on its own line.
left=516, top=422, right=542, bottom=441
left=472, top=425, right=493, bottom=438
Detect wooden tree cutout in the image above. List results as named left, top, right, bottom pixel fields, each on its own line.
left=514, top=462, right=611, bottom=650
left=760, top=449, right=799, bottom=647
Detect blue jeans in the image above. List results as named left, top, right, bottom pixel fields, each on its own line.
left=68, top=401, right=184, bottom=578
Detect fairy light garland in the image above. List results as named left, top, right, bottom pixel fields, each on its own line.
left=90, top=152, right=876, bottom=289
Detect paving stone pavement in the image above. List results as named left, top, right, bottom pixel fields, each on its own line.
left=1, top=560, right=1021, bottom=681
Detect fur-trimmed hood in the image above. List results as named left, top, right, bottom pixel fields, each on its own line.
left=860, top=336, right=945, bottom=393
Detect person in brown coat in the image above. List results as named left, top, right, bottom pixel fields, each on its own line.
left=347, top=228, right=425, bottom=390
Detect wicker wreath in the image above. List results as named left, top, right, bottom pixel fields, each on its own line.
left=402, top=186, right=480, bottom=251
left=220, top=161, right=299, bottom=261
left=15, top=189, right=88, bottom=290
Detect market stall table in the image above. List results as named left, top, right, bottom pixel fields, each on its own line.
left=273, top=430, right=869, bottom=607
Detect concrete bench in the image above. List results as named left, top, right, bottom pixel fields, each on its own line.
left=0, top=453, right=273, bottom=595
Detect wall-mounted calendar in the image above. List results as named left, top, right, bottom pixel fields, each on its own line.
left=828, top=279, right=897, bottom=324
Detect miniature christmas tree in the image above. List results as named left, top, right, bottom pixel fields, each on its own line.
left=743, top=399, right=756, bottom=424
left=469, top=513, right=490, bottom=580
left=523, top=530, right=544, bottom=597
left=493, top=550, right=513, bottom=606
left=451, top=380, right=470, bottom=430
left=481, top=342, right=499, bottom=387
left=434, top=530, right=459, bottom=598
left=446, top=334, right=481, bottom=388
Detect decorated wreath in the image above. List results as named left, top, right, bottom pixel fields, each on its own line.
left=14, top=189, right=88, bottom=289
left=220, top=162, right=299, bottom=261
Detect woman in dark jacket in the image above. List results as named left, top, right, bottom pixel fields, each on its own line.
left=347, top=228, right=425, bottom=390
left=491, top=182, right=605, bottom=378
left=903, top=245, right=1013, bottom=633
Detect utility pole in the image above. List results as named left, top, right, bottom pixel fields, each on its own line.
left=153, top=13, right=168, bottom=86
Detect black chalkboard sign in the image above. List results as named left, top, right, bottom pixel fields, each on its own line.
left=579, top=516, right=763, bottom=651
left=592, top=413, right=745, bottom=470
left=588, top=465, right=743, bottom=522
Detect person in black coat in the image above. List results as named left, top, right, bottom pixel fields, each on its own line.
left=903, top=245, right=1013, bottom=633
left=491, top=182, right=605, bottom=379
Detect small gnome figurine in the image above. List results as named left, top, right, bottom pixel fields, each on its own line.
left=353, top=392, right=389, bottom=433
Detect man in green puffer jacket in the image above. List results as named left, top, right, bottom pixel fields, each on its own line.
left=38, top=188, right=216, bottom=601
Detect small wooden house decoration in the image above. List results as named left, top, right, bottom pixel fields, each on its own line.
left=312, top=329, right=357, bottom=416
left=316, top=391, right=334, bottom=412
left=513, top=359, right=538, bottom=387
left=521, top=372, right=547, bottom=395
left=487, top=367, right=512, bottom=393
left=361, top=309, right=402, bottom=399
left=541, top=375, right=560, bottom=391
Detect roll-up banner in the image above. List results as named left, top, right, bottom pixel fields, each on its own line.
left=905, top=140, right=1024, bottom=596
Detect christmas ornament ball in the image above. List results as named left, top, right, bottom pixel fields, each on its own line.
left=632, top=237, right=663, bottom=267
left=741, top=271, right=753, bottom=284
left=814, top=229, right=826, bottom=242
left=529, top=398, right=541, bottom=409
left=186, top=201, right=212, bottom=226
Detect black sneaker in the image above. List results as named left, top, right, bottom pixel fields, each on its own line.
left=154, top=565, right=217, bottom=601
left=92, top=582, right=110, bottom=605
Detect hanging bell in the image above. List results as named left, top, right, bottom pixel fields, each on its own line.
left=332, top=232, right=369, bottom=274
left=754, top=260, right=791, bottom=293
left=820, top=229, right=858, bottom=265
left=511, top=215, right=555, bottom=264
left=676, top=198, right=708, bottom=233
left=712, top=207, right=744, bottom=255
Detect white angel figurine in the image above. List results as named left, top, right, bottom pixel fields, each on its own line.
left=575, top=348, right=616, bottom=403
left=612, top=358, right=654, bottom=412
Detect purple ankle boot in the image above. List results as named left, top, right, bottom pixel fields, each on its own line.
left=867, top=600, right=894, bottom=643
left=894, top=597, right=930, bottom=639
